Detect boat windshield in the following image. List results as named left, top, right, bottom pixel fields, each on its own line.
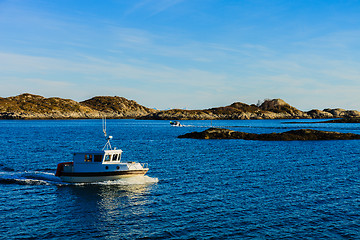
left=104, top=155, right=111, bottom=161
left=112, top=154, right=119, bottom=161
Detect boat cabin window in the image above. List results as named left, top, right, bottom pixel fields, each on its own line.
left=104, top=154, right=111, bottom=162
left=94, top=155, right=103, bottom=162
left=112, top=154, right=119, bottom=161
left=85, top=155, right=92, bottom=162
left=103, top=153, right=121, bottom=162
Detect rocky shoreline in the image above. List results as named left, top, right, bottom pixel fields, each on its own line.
left=178, top=128, right=360, bottom=141
left=1, top=93, right=360, bottom=120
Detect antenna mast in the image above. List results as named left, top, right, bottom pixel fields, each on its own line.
left=102, top=116, right=113, bottom=150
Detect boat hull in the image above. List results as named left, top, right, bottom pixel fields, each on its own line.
left=59, top=169, right=149, bottom=183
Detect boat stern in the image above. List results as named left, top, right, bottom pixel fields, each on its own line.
left=55, top=162, right=74, bottom=177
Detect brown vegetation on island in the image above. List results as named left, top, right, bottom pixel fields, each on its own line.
left=139, top=98, right=360, bottom=120
left=0, top=93, right=156, bottom=119
left=1, top=93, right=360, bottom=120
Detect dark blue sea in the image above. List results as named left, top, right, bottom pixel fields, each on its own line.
left=1, top=119, right=360, bottom=239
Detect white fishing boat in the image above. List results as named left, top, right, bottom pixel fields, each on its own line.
left=55, top=119, right=149, bottom=183
left=170, top=121, right=182, bottom=127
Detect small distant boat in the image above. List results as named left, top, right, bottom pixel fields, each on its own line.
left=55, top=119, right=149, bottom=183
left=170, top=121, right=182, bottom=127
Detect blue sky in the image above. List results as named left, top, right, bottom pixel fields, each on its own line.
left=1, top=0, right=360, bottom=110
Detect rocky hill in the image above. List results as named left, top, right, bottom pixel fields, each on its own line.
left=0, top=93, right=157, bottom=119
left=138, top=102, right=261, bottom=120
left=1, top=94, right=359, bottom=120
left=139, top=98, right=359, bottom=120
left=81, top=96, right=157, bottom=118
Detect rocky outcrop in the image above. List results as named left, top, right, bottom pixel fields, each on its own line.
left=306, top=109, right=334, bottom=119
left=260, top=99, right=302, bottom=115
left=138, top=102, right=263, bottom=120
left=81, top=96, right=157, bottom=118
left=0, top=93, right=157, bottom=119
left=178, top=128, right=360, bottom=141
left=322, top=108, right=360, bottom=118
left=322, top=117, right=360, bottom=123
left=140, top=98, right=360, bottom=120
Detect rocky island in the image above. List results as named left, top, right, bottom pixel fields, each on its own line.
left=0, top=93, right=157, bottom=119
left=321, top=117, right=360, bottom=123
left=1, top=93, right=360, bottom=120
left=139, top=98, right=360, bottom=120
left=178, top=128, right=360, bottom=141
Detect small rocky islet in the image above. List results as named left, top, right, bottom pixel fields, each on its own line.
left=322, top=118, right=360, bottom=123
left=178, top=128, right=360, bottom=141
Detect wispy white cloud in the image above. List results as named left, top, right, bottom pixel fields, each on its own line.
left=1, top=1, right=360, bottom=110
left=293, top=30, right=360, bottom=51
left=148, top=0, right=185, bottom=16
left=124, top=0, right=185, bottom=17
left=0, top=50, right=233, bottom=108
left=27, top=78, right=74, bottom=87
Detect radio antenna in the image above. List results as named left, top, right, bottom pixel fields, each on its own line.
left=103, top=116, right=107, bottom=137
left=102, top=116, right=113, bottom=150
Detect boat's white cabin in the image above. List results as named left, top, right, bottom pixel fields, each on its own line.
left=73, top=149, right=123, bottom=164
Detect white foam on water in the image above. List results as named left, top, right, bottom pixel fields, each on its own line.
left=86, top=175, right=159, bottom=186
left=0, top=169, right=158, bottom=187
left=0, top=170, right=63, bottom=186
left=24, top=171, right=61, bottom=182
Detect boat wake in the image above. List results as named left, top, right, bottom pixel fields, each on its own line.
left=0, top=168, right=158, bottom=186
left=0, top=170, right=60, bottom=185
left=83, top=175, right=159, bottom=186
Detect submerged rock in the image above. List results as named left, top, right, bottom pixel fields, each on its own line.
left=178, top=128, right=360, bottom=141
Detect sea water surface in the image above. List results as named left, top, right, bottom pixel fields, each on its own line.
left=0, top=119, right=359, bottom=239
